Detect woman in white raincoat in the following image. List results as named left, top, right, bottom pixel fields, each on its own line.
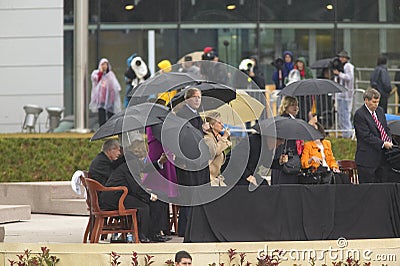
left=90, top=58, right=122, bottom=126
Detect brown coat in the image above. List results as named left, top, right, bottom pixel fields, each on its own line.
left=301, top=139, right=339, bottom=170
left=204, top=132, right=231, bottom=186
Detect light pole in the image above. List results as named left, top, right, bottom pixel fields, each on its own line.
left=332, top=0, right=338, bottom=55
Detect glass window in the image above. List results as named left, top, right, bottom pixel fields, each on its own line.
left=99, top=0, right=178, bottom=23
left=180, top=0, right=257, bottom=22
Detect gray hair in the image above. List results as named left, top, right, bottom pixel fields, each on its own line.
left=101, top=139, right=120, bottom=152
left=363, top=88, right=380, bottom=101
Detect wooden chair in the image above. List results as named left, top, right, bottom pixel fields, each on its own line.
left=83, top=177, right=140, bottom=243
left=79, top=173, right=92, bottom=243
left=337, top=160, right=359, bottom=184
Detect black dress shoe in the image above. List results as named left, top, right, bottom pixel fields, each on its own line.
left=139, top=237, right=151, bottom=243
left=163, top=235, right=172, bottom=241
left=150, top=234, right=167, bottom=242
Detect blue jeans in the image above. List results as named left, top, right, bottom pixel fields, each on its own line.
left=337, top=98, right=353, bottom=138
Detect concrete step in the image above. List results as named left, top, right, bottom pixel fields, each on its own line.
left=50, top=199, right=88, bottom=216
left=0, top=205, right=31, bottom=224
left=0, top=182, right=87, bottom=215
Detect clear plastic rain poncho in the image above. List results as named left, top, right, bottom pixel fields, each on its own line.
left=89, top=58, right=122, bottom=114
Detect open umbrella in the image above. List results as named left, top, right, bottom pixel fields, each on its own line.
left=310, top=58, right=333, bottom=69
left=127, top=72, right=200, bottom=98
left=91, top=103, right=169, bottom=141
left=278, top=79, right=347, bottom=96
left=388, top=120, right=400, bottom=135
left=254, top=116, right=323, bottom=140
left=204, top=89, right=265, bottom=126
left=177, top=51, right=203, bottom=63
left=170, top=81, right=236, bottom=110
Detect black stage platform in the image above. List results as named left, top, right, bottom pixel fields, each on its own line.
left=185, top=184, right=400, bottom=242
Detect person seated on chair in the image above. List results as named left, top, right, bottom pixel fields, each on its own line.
left=301, top=122, right=341, bottom=174
left=89, top=139, right=124, bottom=185
left=99, top=139, right=171, bottom=243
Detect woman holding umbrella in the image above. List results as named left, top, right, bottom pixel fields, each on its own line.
left=271, top=96, right=302, bottom=185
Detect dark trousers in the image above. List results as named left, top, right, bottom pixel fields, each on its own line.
left=378, top=96, right=388, bottom=113
left=357, top=165, right=389, bottom=183
left=124, top=195, right=150, bottom=238
left=98, top=108, right=114, bottom=126
left=149, top=200, right=169, bottom=235
left=178, top=206, right=191, bottom=237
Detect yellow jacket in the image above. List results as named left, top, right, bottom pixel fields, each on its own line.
left=301, top=140, right=339, bottom=170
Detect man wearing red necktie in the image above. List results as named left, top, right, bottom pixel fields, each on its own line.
left=354, top=88, right=393, bottom=183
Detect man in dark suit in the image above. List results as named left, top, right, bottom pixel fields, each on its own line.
left=173, top=87, right=211, bottom=236
left=99, top=140, right=170, bottom=243
left=88, top=139, right=123, bottom=185
left=354, top=88, right=393, bottom=183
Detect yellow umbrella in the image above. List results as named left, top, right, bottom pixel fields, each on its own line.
left=204, top=89, right=265, bottom=126
left=177, top=51, right=203, bottom=63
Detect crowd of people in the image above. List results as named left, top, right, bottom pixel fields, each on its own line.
left=86, top=47, right=399, bottom=243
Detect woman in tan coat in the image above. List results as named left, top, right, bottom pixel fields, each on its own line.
left=204, top=112, right=232, bottom=186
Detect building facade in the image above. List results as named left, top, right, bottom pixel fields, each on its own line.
left=1, top=0, right=399, bottom=132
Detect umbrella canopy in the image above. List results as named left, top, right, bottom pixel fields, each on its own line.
left=204, top=89, right=265, bottom=126
left=127, top=72, right=200, bottom=98
left=254, top=116, right=324, bottom=141
left=177, top=51, right=203, bottom=63
left=278, top=79, right=347, bottom=96
left=310, top=58, right=333, bottom=69
left=388, top=120, right=400, bottom=135
left=91, top=103, right=170, bottom=141
left=170, top=81, right=236, bottom=110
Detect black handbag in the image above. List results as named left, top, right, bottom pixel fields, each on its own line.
left=299, top=166, right=335, bottom=184
left=282, top=149, right=301, bottom=175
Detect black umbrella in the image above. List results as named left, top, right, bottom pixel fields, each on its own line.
left=170, top=81, right=236, bottom=110
left=127, top=72, right=200, bottom=98
left=91, top=103, right=169, bottom=141
left=278, top=79, right=347, bottom=96
left=388, top=120, right=400, bottom=136
left=254, top=116, right=324, bottom=141
left=310, top=58, right=333, bottom=69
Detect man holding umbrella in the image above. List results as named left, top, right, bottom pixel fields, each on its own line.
left=333, top=50, right=354, bottom=138
left=173, top=87, right=211, bottom=237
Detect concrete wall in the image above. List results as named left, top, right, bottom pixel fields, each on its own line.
left=0, top=182, right=87, bottom=215
left=0, top=0, right=63, bottom=133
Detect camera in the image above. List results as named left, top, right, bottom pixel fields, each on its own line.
left=272, top=58, right=284, bottom=70
left=329, top=57, right=344, bottom=73
left=134, top=59, right=142, bottom=66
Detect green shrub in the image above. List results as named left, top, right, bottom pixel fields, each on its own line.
left=329, top=137, right=357, bottom=160
left=0, top=137, right=101, bottom=182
